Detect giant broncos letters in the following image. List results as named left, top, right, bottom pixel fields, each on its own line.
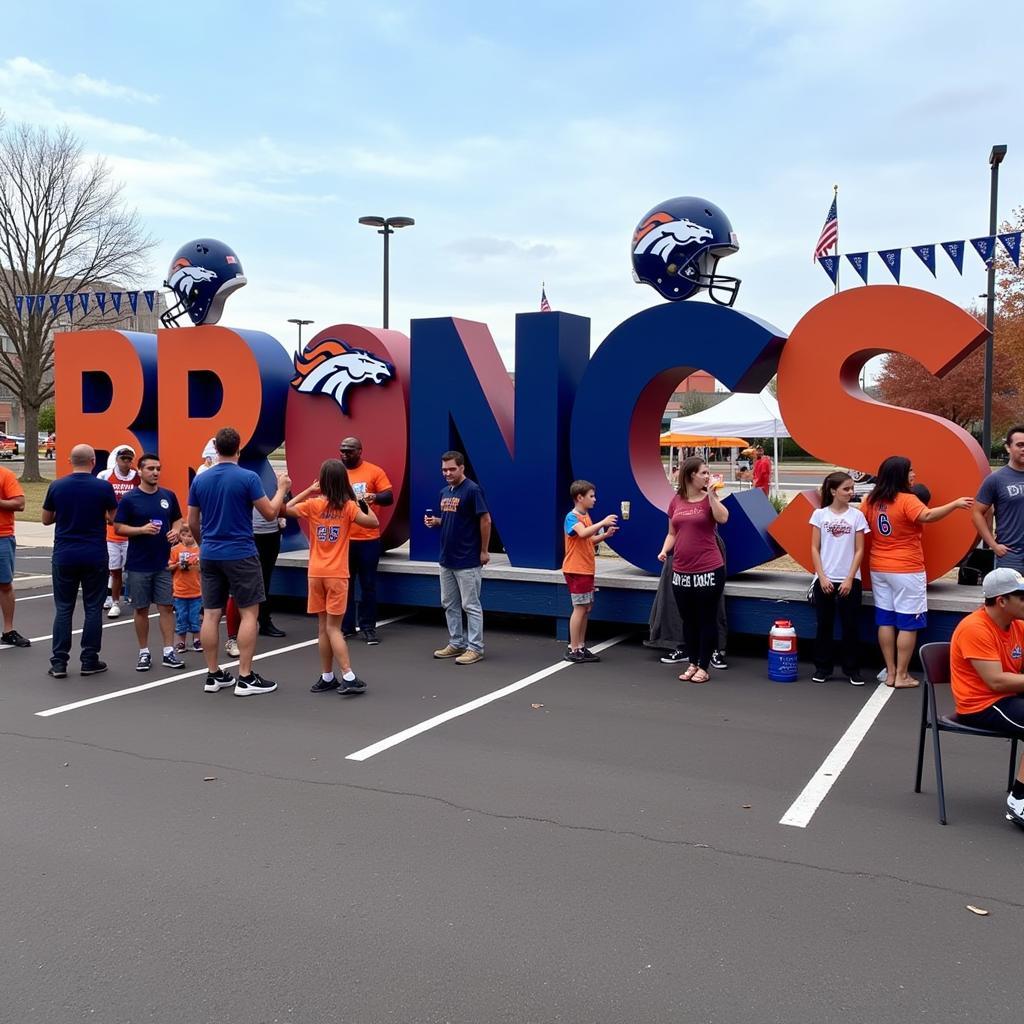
left=54, top=285, right=989, bottom=582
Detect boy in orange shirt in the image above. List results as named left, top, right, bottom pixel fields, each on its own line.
left=561, top=480, right=618, bottom=663
left=168, top=523, right=202, bottom=652
left=286, top=459, right=378, bottom=695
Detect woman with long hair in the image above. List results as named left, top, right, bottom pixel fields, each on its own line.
left=657, top=456, right=729, bottom=684
left=286, top=459, right=378, bottom=695
left=864, top=455, right=973, bottom=688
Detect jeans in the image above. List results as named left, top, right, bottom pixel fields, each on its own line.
left=342, top=538, right=381, bottom=633
left=440, top=566, right=483, bottom=653
left=254, top=529, right=282, bottom=626
left=174, top=596, right=202, bottom=635
left=51, top=561, right=108, bottom=668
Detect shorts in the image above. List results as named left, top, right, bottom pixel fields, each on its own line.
left=0, top=535, right=14, bottom=584
left=308, top=576, right=350, bottom=616
left=107, top=540, right=128, bottom=570
left=564, top=572, right=595, bottom=606
left=957, top=696, right=1024, bottom=739
left=127, top=569, right=173, bottom=608
left=200, top=555, right=266, bottom=611
left=871, top=570, right=927, bottom=630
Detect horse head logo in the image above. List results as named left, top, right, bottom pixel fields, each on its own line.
left=290, top=338, right=395, bottom=415
left=167, top=259, right=218, bottom=298
left=632, top=214, right=713, bottom=263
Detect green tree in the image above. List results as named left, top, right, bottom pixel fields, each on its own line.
left=38, top=402, right=55, bottom=433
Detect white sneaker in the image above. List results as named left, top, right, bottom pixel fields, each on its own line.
left=107, top=602, right=121, bottom=619
left=103, top=595, right=113, bottom=610
left=225, top=638, right=240, bottom=658
left=1007, top=793, right=1024, bottom=827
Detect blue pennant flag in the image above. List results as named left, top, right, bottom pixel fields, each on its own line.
left=127, top=291, right=139, bottom=314
left=999, top=232, right=1022, bottom=266
left=911, top=244, right=936, bottom=276
left=846, top=252, right=869, bottom=284
left=24, top=294, right=35, bottom=315
left=35, top=295, right=45, bottom=314
left=14, top=296, right=23, bottom=318
left=64, top=294, right=75, bottom=316
left=95, top=292, right=106, bottom=313
left=143, top=290, right=155, bottom=312
left=110, top=292, right=122, bottom=314
left=79, top=293, right=90, bottom=315
left=49, top=294, right=61, bottom=316
left=971, top=236, right=996, bottom=265
left=941, top=240, right=964, bottom=274
left=878, top=248, right=902, bottom=282
left=817, top=255, right=840, bottom=285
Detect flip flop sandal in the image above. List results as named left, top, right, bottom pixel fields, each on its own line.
left=678, top=665, right=698, bottom=681
left=690, top=669, right=710, bottom=684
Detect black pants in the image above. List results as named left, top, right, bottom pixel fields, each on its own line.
left=51, top=561, right=107, bottom=669
left=813, top=578, right=862, bottom=676
left=254, top=529, right=282, bottom=626
left=343, top=538, right=381, bottom=633
left=671, top=567, right=726, bottom=670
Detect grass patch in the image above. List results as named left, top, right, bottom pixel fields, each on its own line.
left=14, top=479, right=50, bottom=522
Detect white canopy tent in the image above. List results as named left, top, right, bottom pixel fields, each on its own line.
left=669, top=390, right=790, bottom=495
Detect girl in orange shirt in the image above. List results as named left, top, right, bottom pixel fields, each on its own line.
left=864, top=455, right=973, bottom=688
left=285, top=459, right=378, bottom=695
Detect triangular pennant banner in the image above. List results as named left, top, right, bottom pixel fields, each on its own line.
left=127, top=291, right=139, bottom=314
left=941, top=241, right=964, bottom=274
left=110, top=292, right=122, bottom=314
left=95, top=292, right=106, bottom=313
left=970, top=236, right=996, bottom=265
left=24, top=294, right=35, bottom=315
left=998, top=232, right=1022, bottom=266
left=817, top=255, right=840, bottom=285
left=64, top=294, right=75, bottom=316
left=143, top=290, right=155, bottom=312
left=878, top=248, right=901, bottom=282
left=14, top=295, right=23, bottom=317
left=79, top=293, right=90, bottom=314
left=35, top=295, right=45, bottom=314
left=911, top=244, right=936, bottom=276
left=846, top=252, right=869, bottom=284
left=49, top=294, right=61, bottom=316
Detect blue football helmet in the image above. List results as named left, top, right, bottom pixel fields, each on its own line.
left=631, top=197, right=740, bottom=305
left=161, top=239, right=247, bottom=327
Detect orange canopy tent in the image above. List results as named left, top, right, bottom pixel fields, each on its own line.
left=660, top=432, right=749, bottom=448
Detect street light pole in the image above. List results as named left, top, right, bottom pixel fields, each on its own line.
left=287, top=317, right=314, bottom=350
left=358, top=215, right=415, bottom=329
left=983, top=145, right=1007, bottom=457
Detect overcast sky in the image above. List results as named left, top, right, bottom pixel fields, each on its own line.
left=1, top=1, right=1021, bottom=368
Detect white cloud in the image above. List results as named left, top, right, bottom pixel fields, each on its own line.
left=0, top=56, right=157, bottom=103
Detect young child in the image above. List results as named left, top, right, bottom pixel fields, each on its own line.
left=561, top=480, right=618, bottom=663
left=286, top=459, right=378, bottom=695
left=809, top=471, right=870, bottom=685
left=168, top=523, right=202, bottom=653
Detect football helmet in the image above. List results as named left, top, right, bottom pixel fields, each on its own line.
left=161, top=239, right=247, bottom=327
left=631, top=197, right=740, bottom=305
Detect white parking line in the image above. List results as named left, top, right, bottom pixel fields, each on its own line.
left=779, top=682, right=896, bottom=828
left=0, top=612, right=157, bottom=651
left=346, top=632, right=632, bottom=762
left=15, top=591, right=54, bottom=602
left=11, top=574, right=51, bottom=584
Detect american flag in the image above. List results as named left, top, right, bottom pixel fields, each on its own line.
left=540, top=285, right=551, bottom=312
left=813, top=196, right=839, bottom=260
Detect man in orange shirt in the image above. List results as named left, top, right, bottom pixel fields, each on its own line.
left=339, top=436, right=392, bottom=646
left=950, top=567, right=1024, bottom=827
left=0, top=463, right=29, bottom=648
left=97, top=444, right=140, bottom=618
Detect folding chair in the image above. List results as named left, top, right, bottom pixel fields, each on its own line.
left=914, top=641, right=1019, bottom=824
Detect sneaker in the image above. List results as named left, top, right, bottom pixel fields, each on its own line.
left=338, top=676, right=367, bottom=695
left=660, top=648, right=689, bottom=665
left=1007, top=793, right=1024, bottom=827
left=433, top=644, right=467, bottom=659
left=564, top=648, right=583, bottom=663
left=107, top=602, right=121, bottom=619
left=455, top=649, right=484, bottom=665
left=234, top=672, right=277, bottom=696
left=204, top=669, right=234, bottom=693
left=162, top=651, right=186, bottom=670
left=343, top=628, right=358, bottom=638
left=0, top=630, right=30, bottom=648
left=363, top=629, right=380, bottom=646
left=849, top=675, right=866, bottom=687
left=812, top=673, right=828, bottom=684
left=174, top=641, right=187, bottom=654
left=310, top=675, right=339, bottom=693
left=136, top=651, right=152, bottom=672
left=225, top=637, right=240, bottom=658
left=103, top=595, right=113, bottom=610
left=47, top=663, right=68, bottom=679
left=710, top=650, right=728, bottom=670
left=192, top=639, right=203, bottom=653
left=578, top=648, right=601, bottom=663
left=81, top=662, right=108, bottom=676
left=258, top=621, right=287, bottom=638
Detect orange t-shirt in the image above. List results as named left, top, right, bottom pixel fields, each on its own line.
left=950, top=607, right=1024, bottom=715
left=345, top=460, right=392, bottom=541
left=864, top=492, right=926, bottom=573
left=295, top=496, right=358, bottom=578
left=562, top=510, right=595, bottom=575
left=169, top=543, right=201, bottom=598
left=0, top=465, right=24, bottom=537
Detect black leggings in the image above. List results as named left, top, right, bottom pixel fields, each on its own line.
left=671, top=566, right=726, bottom=670
left=254, top=529, right=282, bottom=625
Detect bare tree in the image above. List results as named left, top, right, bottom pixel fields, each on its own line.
left=0, top=118, right=155, bottom=481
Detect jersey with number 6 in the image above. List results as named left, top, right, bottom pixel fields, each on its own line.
left=294, top=496, right=358, bottom=578
left=864, top=491, right=927, bottom=573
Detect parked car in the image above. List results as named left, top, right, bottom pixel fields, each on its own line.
left=0, top=435, right=17, bottom=459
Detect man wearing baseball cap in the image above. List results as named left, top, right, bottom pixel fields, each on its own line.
left=949, top=567, right=1024, bottom=827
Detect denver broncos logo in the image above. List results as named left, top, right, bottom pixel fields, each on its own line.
left=632, top=214, right=713, bottom=263
left=290, top=338, right=394, bottom=415
left=167, top=259, right=218, bottom=296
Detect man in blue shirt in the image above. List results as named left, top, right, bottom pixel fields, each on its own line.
left=41, top=443, right=117, bottom=678
left=423, top=450, right=491, bottom=665
left=114, top=453, right=185, bottom=673
left=187, top=427, right=290, bottom=696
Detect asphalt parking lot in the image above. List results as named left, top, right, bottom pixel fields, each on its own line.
left=3, top=563, right=1022, bottom=1024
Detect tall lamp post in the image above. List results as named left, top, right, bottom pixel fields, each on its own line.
left=982, top=144, right=1007, bottom=457
left=358, top=215, right=415, bottom=328
left=287, top=317, right=314, bottom=350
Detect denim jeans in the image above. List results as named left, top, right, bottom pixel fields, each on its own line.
left=51, top=561, right=108, bottom=669
left=440, top=566, right=483, bottom=653
left=342, top=538, right=381, bottom=633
